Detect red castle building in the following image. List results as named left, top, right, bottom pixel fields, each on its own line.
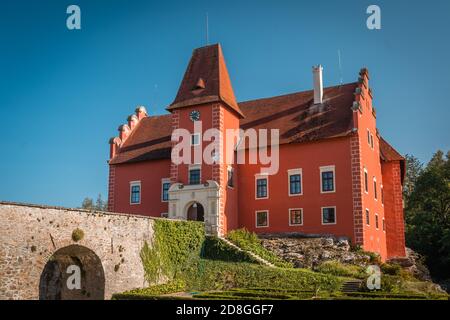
left=107, top=44, right=406, bottom=261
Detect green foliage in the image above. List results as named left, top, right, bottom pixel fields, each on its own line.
left=227, top=229, right=293, bottom=268
left=180, top=259, right=343, bottom=293
left=112, top=280, right=186, bottom=300
left=405, top=150, right=450, bottom=281
left=71, top=228, right=84, bottom=242
left=403, top=154, right=424, bottom=198
left=140, top=219, right=205, bottom=284
left=315, top=260, right=365, bottom=279
left=201, top=236, right=259, bottom=263
left=81, top=194, right=107, bottom=211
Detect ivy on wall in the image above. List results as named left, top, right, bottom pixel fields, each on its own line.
left=140, top=219, right=205, bottom=284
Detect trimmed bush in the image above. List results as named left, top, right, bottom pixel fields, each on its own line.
left=71, top=228, right=84, bottom=242
left=227, top=229, right=293, bottom=268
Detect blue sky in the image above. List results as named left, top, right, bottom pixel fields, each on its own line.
left=0, top=0, right=449, bottom=207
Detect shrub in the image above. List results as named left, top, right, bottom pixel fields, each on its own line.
left=227, top=229, right=293, bottom=268
left=315, top=260, right=365, bottom=279
left=71, top=228, right=84, bottom=242
left=381, top=263, right=402, bottom=276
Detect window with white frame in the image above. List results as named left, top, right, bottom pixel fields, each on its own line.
left=366, top=208, right=370, bottom=225
left=322, top=207, right=336, bottom=225
left=130, top=181, right=141, bottom=205
left=256, top=211, right=269, bottom=228
left=373, top=177, right=378, bottom=200
left=191, top=133, right=200, bottom=146
left=288, top=169, right=302, bottom=196
left=320, top=166, right=335, bottom=193
left=364, top=168, right=369, bottom=193
left=381, top=185, right=384, bottom=205
left=255, top=175, right=268, bottom=199
left=367, top=129, right=371, bottom=146
left=382, top=218, right=386, bottom=231
left=370, top=134, right=374, bottom=149
left=375, top=214, right=379, bottom=229
left=189, top=165, right=201, bottom=185
left=161, top=179, right=171, bottom=202
left=289, top=208, right=303, bottom=226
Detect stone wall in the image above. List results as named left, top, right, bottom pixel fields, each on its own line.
left=0, top=202, right=156, bottom=300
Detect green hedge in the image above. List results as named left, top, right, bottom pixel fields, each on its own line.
left=112, top=280, right=187, bottom=300
left=180, top=259, right=343, bottom=293
left=227, top=229, right=293, bottom=268
left=315, top=260, right=365, bottom=279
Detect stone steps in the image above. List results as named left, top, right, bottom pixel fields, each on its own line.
left=219, top=237, right=276, bottom=268
left=340, top=280, right=363, bottom=293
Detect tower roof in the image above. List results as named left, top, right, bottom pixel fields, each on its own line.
left=167, top=44, right=244, bottom=117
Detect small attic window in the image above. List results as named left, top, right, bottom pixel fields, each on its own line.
left=192, top=78, right=206, bottom=91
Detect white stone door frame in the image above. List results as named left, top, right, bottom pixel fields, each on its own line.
left=168, top=180, right=221, bottom=236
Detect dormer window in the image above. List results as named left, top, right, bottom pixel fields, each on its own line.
left=192, top=78, right=206, bottom=93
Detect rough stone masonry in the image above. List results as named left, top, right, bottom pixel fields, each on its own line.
left=0, top=202, right=156, bottom=300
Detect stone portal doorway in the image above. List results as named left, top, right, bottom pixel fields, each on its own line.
left=39, top=245, right=105, bottom=300
left=187, top=202, right=204, bottom=222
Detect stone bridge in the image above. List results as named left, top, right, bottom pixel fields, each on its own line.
left=0, top=202, right=157, bottom=300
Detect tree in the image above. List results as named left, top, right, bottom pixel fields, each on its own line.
left=81, top=197, right=94, bottom=210
left=403, top=154, right=423, bottom=199
left=81, top=194, right=107, bottom=211
left=405, top=150, right=450, bottom=281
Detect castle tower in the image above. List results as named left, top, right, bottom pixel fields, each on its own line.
left=166, top=44, right=243, bottom=236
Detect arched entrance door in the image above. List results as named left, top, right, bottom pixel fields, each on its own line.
left=187, top=202, right=204, bottom=222
left=39, top=245, right=105, bottom=300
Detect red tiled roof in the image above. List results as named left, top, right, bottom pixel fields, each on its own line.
left=167, top=44, right=244, bottom=117
left=110, top=83, right=362, bottom=164
left=380, top=137, right=404, bottom=162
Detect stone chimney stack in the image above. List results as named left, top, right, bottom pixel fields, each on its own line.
left=313, top=65, right=323, bottom=104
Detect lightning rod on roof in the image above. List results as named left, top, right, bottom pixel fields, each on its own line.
left=206, top=12, right=209, bottom=45
left=338, top=49, right=343, bottom=86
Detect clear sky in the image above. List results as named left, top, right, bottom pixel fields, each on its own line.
left=0, top=0, right=449, bottom=207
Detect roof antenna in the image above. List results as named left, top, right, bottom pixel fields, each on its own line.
left=206, top=12, right=209, bottom=45
left=338, top=49, right=343, bottom=86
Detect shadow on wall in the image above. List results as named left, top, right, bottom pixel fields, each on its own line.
left=39, top=245, right=105, bottom=300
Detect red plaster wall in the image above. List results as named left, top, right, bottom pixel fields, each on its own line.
left=382, top=160, right=406, bottom=259
left=352, top=72, right=387, bottom=261
left=237, top=138, right=355, bottom=241
left=110, top=159, right=171, bottom=217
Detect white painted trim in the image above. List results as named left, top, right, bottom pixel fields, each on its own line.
left=161, top=178, right=171, bottom=202
left=255, top=210, right=269, bottom=228
left=255, top=175, right=269, bottom=200
left=191, top=133, right=201, bottom=146
left=129, top=181, right=141, bottom=205
left=365, top=208, right=370, bottom=226
left=320, top=165, right=336, bottom=194
left=288, top=208, right=303, bottom=226
left=288, top=168, right=303, bottom=197
left=321, top=206, right=337, bottom=225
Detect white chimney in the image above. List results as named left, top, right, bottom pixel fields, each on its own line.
left=313, top=65, right=323, bottom=104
